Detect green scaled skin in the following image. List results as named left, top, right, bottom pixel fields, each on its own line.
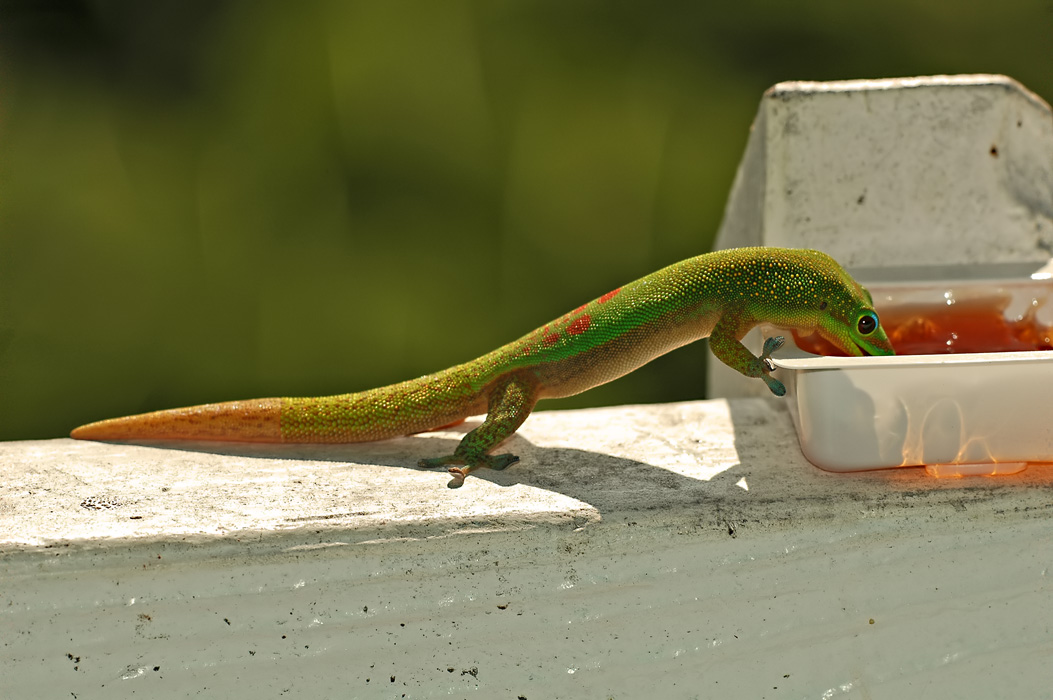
left=71, top=247, right=895, bottom=486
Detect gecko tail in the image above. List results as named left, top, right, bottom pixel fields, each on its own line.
left=70, top=398, right=284, bottom=443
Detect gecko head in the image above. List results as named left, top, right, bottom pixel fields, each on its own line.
left=761, top=249, right=896, bottom=357
left=814, top=279, right=896, bottom=357
left=817, top=305, right=894, bottom=356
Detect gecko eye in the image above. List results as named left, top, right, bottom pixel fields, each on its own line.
left=857, top=313, right=878, bottom=336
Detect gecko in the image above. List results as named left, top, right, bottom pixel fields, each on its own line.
left=71, top=246, right=895, bottom=485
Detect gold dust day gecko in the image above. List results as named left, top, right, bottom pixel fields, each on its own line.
left=72, top=246, right=895, bottom=485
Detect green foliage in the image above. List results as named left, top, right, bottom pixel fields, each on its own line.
left=1, top=0, right=1051, bottom=438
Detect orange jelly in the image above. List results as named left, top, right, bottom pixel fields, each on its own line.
left=792, top=295, right=1053, bottom=356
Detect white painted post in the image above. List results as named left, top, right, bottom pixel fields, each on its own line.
left=709, top=74, right=1053, bottom=398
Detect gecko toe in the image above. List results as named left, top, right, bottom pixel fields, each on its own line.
left=761, top=335, right=785, bottom=358
left=486, top=454, right=520, bottom=471
left=419, top=455, right=458, bottom=469
left=764, top=376, right=786, bottom=397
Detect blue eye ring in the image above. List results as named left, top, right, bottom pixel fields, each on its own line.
left=857, top=313, right=878, bottom=336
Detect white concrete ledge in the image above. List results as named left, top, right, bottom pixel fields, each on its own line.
left=3, top=399, right=1052, bottom=698
left=5, top=398, right=1052, bottom=550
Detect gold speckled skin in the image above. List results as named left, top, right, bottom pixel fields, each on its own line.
left=71, top=247, right=893, bottom=481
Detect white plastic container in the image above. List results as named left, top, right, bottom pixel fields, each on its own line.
left=771, top=268, right=1053, bottom=473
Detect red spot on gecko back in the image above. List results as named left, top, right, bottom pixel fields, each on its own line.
left=543, top=332, right=560, bottom=346
left=567, top=313, right=591, bottom=335
left=573, top=304, right=588, bottom=314
left=598, top=287, right=621, bottom=303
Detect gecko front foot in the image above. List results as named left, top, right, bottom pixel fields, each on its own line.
left=760, top=335, right=786, bottom=397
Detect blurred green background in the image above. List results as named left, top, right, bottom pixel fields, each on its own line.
left=1, top=1, right=1051, bottom=440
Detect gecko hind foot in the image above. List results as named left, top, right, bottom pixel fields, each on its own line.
left=419, top=453, right=521, bottom=487
left=444, top=455, right=519, bottom=488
